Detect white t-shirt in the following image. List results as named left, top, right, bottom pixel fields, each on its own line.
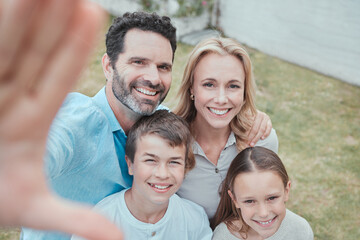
left=72, top=189, right=213, bottom=240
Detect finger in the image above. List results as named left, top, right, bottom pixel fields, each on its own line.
left=13, top=0, right=79, bottom=94
left=21, top=195, right=123, bottom=240
left=37, top=1, right=106, bottom=120
left=248, top=116, right=267, bottom=147
left=260, top=117, right=272, bottom=140
left=0, top=0, right=42, bottom=79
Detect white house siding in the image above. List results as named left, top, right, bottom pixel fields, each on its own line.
left=217, top=0, right=360, bottom=86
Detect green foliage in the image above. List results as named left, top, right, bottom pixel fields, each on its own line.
left=138, top=0, right=214, bottom=17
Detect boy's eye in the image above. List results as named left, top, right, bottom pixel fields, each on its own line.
left=268, top=196, right=278, bottom=201
left=169, top=160, right=182, bottom=165
left=145, top=159, right=155, bottom=163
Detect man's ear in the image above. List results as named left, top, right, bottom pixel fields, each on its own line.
left=102, top=53, right=113, bottom=80
left=125, top=155, right=134, bottom=176
left=284, top=180, right=291, bottom=202
left=228, top=190, right=240, bottom=208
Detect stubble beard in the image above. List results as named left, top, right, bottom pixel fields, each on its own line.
left=111, top=69, right=168, bottom=116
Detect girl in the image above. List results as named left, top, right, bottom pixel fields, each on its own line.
left=212, top=146, right=313, bottom=240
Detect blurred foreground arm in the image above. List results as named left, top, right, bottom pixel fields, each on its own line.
left=0, top=0, right=122, bottom=239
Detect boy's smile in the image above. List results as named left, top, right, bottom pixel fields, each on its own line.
left=126, top=133, right=186, bottom=209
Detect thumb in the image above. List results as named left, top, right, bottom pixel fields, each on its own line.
left=21, top=194, right=123, bottom=240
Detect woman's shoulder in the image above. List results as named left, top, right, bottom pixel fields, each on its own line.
left=254, top=128, right=279, bottom=153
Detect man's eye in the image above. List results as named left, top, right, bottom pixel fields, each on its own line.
left=133, top=60, right=144, bottom=65
left=159, top=65, right=171, bottom=71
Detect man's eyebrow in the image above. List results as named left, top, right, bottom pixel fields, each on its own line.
left=128, top=56, right=149, bottom=62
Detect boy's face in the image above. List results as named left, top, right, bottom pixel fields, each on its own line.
left=126, top=133, right=186, bottom=207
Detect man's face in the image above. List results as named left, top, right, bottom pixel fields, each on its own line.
left=110, top=29, right=173, bottom=115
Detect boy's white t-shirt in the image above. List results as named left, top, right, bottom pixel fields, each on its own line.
left=72, top=189, right=213, bottom=240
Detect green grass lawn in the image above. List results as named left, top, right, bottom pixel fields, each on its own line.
left=2, top=23, right=359, bottom=240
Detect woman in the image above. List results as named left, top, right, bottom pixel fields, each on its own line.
left=174, top=37, right=278, bottom=223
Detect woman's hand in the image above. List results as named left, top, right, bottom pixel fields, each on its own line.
left=0, top=0, right=122, bottom=239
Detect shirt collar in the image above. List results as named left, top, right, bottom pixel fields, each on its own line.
left=192, top=131, right=237, bottom=155
left=92, top=86, right=124, bottom=134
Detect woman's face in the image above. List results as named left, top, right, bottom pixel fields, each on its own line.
left=191, top=53, right=245, bottom=131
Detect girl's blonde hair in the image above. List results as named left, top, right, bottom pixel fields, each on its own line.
left=213, top=147, right=289, bottom=237
left=173, top=37, right=257, bottom=150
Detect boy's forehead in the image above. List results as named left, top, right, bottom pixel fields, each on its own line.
left=135, top=133, right=186, bottom=157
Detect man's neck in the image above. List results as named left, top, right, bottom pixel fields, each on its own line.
left=124, top=188, right=168, bottom=224
left=105, top=85, right=141, bottom=134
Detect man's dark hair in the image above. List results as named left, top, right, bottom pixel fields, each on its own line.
left=106, top=11, right=177, bottom=67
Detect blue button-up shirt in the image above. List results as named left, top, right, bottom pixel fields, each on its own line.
left=21, top=87, right=133, bottom=239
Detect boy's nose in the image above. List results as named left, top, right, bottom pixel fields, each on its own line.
left=154, top=164, right=170, bottom=179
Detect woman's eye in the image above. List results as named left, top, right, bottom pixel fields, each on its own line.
left=203, top=82, right=214, bottom=87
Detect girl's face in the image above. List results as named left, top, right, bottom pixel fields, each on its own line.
left=191, top=53, right=245, bottom=131
left=228, top=170, right=290, bottom=239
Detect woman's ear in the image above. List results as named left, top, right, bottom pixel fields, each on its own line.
left=102, top=53, right=113, bottom=81
left=125, top=155, right=134, bottom=176
left=284, top=180, right=291, bottom=202
left=228, top=190, right=240, bottom=208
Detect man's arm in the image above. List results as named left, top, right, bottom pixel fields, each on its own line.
left=0, top=0, right=122, bottom=239
left=247, top=110, right=273, bottom=147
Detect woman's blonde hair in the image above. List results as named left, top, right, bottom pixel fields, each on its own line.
left=173, top=37, right=257, bottom=150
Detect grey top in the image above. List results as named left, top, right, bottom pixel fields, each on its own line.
left=212, top=209, right=314, bottom=240
left=177, top=129, right=278, bottom=219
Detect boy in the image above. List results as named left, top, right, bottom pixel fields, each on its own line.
left=72, top=110, right=212, bottom=239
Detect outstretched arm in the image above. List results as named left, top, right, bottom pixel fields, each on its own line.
left=0, top=0, right=122, bottom=239
left=247, top=110, right=272, bottom=147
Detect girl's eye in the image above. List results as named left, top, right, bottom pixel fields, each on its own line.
left=229, top=84, right=240, bottom=89
left=244, top=200, right=254, bottom=204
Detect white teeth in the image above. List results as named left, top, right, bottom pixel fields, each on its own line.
left=209, top=108, right=229, bottom=115
left=151, top=184, right=170, bottom=189
left=258, top=219, right=273, bottom=225
left=136, top=87, right=156, bottom=96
